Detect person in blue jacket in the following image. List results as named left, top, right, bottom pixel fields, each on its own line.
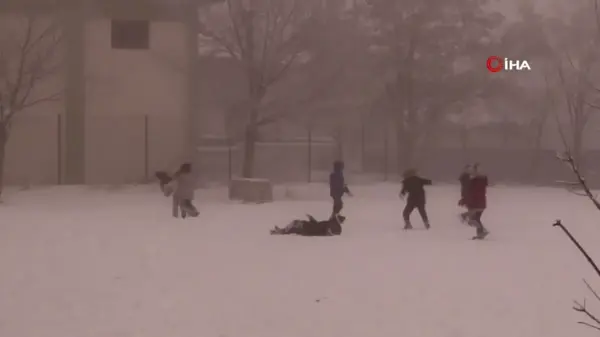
left=329, top=160, right=352, bottom=218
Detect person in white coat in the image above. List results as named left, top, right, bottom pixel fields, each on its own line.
left=160, top=163, right=199, bottom=218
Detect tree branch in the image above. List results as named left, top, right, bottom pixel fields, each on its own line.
left=1, top=16, right=63, bottom=123
left=553, top=220, right=600, bottom=330
left=574, top=298, right=600, bottom=329
left=584, top=279, right=600, bottom=302
left=553, top=220, right=600, bottom=277
left=555, top=151, right=600, bottom=211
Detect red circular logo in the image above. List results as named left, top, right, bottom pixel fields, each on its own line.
left=486, top=56, right=503, bottom=73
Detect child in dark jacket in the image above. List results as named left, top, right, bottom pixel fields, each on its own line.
left=400, top=169, right=432, bottom=229
left=270, top=214, right=345, bottom=236
left=329, top=160, right=351, bottom=218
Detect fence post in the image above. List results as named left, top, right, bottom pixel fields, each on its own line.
left=57, top=114, right=62, bottom=184
left=144, top=115, right=149, bottom=180
left=336, top=125, right=343, bottom=160
left=307, top=124, right=312, bottom=183
left=383, top=126, right=388, bottom=181
left=227, top=138, right=232, bottom=182
left=361, top=121, right=365, bottom=172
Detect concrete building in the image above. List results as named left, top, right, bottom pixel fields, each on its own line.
left=1, top=0, right=200, bottom=185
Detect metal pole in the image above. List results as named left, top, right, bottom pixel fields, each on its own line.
left=307, top=124, right=312, bottom=183
left=384, top=126, right=388, bottom=181
left=57, top=114, right=62, bottom=184
left=361, top=121, right=365, bottom=172
left=144, top=115, right=149, bottom=180
left=228, top=138, right=232, bottom=182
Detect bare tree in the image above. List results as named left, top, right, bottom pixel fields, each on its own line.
left=0, top=15, right=62, bottom=197
left=554, top=149, right=600, bottom=331
left=198, top=0, right=316, bottom=178
left=554, top=58, right=597, bottom=168
left=553, top=4, right=600, bottom=317
left=548, top=0, right=600, bottom=172
left=367, top=0, right=503, bottom=172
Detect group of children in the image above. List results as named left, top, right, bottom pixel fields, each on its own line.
left=155, top=160, right=489, bottom=240
left=391, top=163, right=489, bottom=239
left=326, top=161, right=489, bottom=240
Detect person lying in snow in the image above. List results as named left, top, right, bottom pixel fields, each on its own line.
left=270, top=214, right=345, bottom=236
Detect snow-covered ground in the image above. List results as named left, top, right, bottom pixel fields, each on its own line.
left=1, top=183, right=599, bottom=337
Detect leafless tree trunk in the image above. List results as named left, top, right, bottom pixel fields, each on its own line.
left=199, top=0, right=312, bottom=178
left=0, top=15, right=62, bottom=196
left=526, top=77, right=553, bottom=180
left=0, top=121, right=7, bottom=195
left=555, top=51, right=597, bottom=171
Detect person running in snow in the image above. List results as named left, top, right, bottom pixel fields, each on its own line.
left=164, top=163, right=199, bottom=219
left=458, top=164, right=472, bottom=224
left=400, top=168, right=432, bottom=229
left=270, top=214, right=345, bottom=236
left=465, top=163, right=489, bottom=239
left=329, top=160, right=352, bottom=218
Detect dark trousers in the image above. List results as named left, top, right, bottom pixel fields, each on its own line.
left=403, top=201, right=429, bottom=225
left=460, top=207, right=471, bottom=222
left=277, top=220, right=304, bottom=235
left=469, top=209, right=486, bottom=234
left=173, top=198, right=198, bottom=218
left=332, top=196, right=343, bottom=216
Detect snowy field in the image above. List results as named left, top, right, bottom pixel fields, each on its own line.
left=1, top=183, right=600, bottom=337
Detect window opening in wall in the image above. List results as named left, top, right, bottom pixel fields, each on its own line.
left=111, top=20, right=150, bottom=50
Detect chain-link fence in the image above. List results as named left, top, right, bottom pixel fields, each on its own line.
left=4, top=114, right=341, bottom=185
left=4, top=114, right=187, bottom=185
left=4, top=113, right=599, bottom=186
left=195, top=122, right=339, bottom=184
left=356, top=120, right=599, bottom=185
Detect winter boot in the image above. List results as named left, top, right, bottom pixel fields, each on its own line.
left=472, top=225, right=489, bottom=239
left=403, top=221, right=413, bottom=230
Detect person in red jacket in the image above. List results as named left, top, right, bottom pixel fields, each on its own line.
left=466, top=163, right=489, bottom=239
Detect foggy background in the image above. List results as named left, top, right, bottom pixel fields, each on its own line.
left=0, top=0, right=598, bottom=188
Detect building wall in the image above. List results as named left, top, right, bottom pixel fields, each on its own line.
left=3, top=16, right=189, bottom=185
left=83, top=18, right=188, bottom=184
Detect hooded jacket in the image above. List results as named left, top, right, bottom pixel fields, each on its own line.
left=401, top=174, right=432, bottom=204
left=466, top=174, right=488, bottom=209
left=459, top=172, right=471, bottom=200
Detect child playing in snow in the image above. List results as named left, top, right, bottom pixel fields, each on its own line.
left=329, top=160, right=352, bottom=218
left=158, top=163, right=199, bottom=218
left=466, top=163, right=489, bottom=239
left=400, top=168, right=432, bottom=230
